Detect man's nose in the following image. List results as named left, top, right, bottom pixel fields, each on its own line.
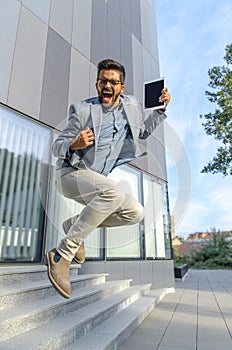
left=105, top=81, right=111, bottom=87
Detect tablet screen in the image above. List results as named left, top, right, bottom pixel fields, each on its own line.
left=144, top=78, right=165, bottom=110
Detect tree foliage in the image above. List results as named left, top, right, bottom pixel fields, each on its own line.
left=200, top=43, right=232, bottom=176
left=174, top=228, right=232, bottom=269
left=189, top=231, right=232, bottom=269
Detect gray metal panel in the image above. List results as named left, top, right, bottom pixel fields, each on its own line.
left=131, top=0, right=141, bottom=42
left=49, top=0, right=74, bottom=43
left=140, top=0, right=152, bottom=56
left=132, top=35, right=144, bottom=102
left=131, top=154, right=148, bottom=174
left=0, top=0, right=20, bottom=103
left=72, top=0, right=92, bottom=59
left=40, top=28, right=71, bottom=127
left=147, top=0, right=156, bottom=14
left=140, top=2, right=159, bottom=62
left=90, top=0, right=107, bottom=65
left=131, top=123, right=167, bottom=181
left=22, top=0, right=51, bottom=23
left=108, top=0, right=120, bottom=16
left=89, top=62, right=98, bottom=97
left=119, top=0, right=131, bottom=31
left=147, top=124, right=167, bottom=180
left=150, top=9, right=159, bottom=61
left=120, top=22, right=133, bottom=93
left=107, top=6, right=121, bottom=62
left=143, top=48, right=151, bottom=82
left=68, top=48, right=91, bottom=106
left=7, top=6, right=48, bottom=118
left=151, top=58, right=160, bottom=78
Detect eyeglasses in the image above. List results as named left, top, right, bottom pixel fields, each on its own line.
left=97, top=78, right=122, bottom=86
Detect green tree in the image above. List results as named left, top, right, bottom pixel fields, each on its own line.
left=190, top=229, right=232, bottom=269
left=200, top=43, right=232, bottom=176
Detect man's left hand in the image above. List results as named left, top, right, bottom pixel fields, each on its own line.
left=159, top=87, right=171, bottom=108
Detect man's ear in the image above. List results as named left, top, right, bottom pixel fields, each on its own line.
left=121, top=85, right=125, bottom=93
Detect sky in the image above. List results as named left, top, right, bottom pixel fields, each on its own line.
left=155, top=0, right=232, bottom=236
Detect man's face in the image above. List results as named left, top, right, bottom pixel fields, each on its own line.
left=96, top=69, right=125, bottom=108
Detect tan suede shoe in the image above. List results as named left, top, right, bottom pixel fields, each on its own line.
left=62, top=216, right=86, bottom=264
left=45, top=249, right=72, bottom=299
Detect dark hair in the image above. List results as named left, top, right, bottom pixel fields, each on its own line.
left=97, top=59, right=126, bottom=84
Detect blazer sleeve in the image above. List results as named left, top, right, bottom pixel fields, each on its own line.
left=52, top=104, right=81, bottom=160
left=139, top=109, right=167, bottom=139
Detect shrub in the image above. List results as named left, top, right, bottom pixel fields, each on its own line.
left=189, top=232, right=232, bottom=269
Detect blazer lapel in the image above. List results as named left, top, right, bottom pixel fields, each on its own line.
left=122, top=97, right=140, bottom=139
left=90, top=104, right=102, bottom=145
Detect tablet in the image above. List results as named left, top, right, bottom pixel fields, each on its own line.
left=144, top=77, right=165, bottom=110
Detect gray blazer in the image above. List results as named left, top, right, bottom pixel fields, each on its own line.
left=52, top=94, right=167, bottom=171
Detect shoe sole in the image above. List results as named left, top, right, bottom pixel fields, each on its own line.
left=73, top=256, right=85, bottom=264
left=45, top=253, right=71, bottom=299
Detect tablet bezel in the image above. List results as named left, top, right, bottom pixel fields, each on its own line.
left=143, top=77, right=165, bottom=111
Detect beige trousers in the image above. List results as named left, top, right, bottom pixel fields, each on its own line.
left=55, top=168, right=144, bottom=261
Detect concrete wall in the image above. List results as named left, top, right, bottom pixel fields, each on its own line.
left=79, top=260, right=175, bottom=289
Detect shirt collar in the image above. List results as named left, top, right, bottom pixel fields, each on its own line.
left=101, top=100, right=123, bottom=113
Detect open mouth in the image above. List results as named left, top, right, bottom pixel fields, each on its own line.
left=102, top=90, right=113, bottom=104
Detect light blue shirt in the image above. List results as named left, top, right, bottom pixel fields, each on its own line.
left=76, top=103, right=131, bottom=175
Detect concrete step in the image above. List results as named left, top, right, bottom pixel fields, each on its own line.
left=0, top=264, right=81, bottom=287
left=0, top=272, right=108, bottom=310
left=0, top=278, right=131, bottom=342
left=65, top=288, right=168, bottom=350
left=1, top=284, right=152, bottom=349
left=0, top=265, right=174, bottom=349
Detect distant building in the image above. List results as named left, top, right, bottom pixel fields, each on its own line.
left=187, top=230, right=232, bottom=241
left=188, top=232, right=207, bottom=240
left=173, top=229, right=232, bottom=256
left=170, top=215, right=176, bottom=239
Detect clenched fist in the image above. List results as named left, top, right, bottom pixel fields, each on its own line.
left=70, top=128, right=95, bottom=151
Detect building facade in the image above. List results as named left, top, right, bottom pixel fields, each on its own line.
left=0, top=0, right=174, bottom=288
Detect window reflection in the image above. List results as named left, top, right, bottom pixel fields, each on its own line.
left=0, top=106, right=49, bottom=262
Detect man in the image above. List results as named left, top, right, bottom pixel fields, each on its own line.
left=46, top=59, right=171, bottom=298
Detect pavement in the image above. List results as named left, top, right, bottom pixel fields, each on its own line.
left=120, top=269, right=232, bottom=350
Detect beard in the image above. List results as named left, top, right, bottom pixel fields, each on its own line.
left=99, top=87, right=121, bottom=109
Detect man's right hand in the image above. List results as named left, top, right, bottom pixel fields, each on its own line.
left=70, top=128, right=95, bottom=151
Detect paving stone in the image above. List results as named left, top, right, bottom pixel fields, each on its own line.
left=120, top=270, right=232, bottom=350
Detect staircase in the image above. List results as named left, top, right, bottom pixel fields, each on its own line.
left=0, top=264, right=173, bottom=349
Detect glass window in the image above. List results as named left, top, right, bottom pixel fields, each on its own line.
left=106, top=165, right=141, bottom=258
left=153, top=181, right=165, bottom=258
left=0, top=106, right=50, bottom=262
left=143, top=174, right=171, bottom=259
left=143, top=174, right=157, bottom=258
left=161, top=182, right=172, bottom=259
